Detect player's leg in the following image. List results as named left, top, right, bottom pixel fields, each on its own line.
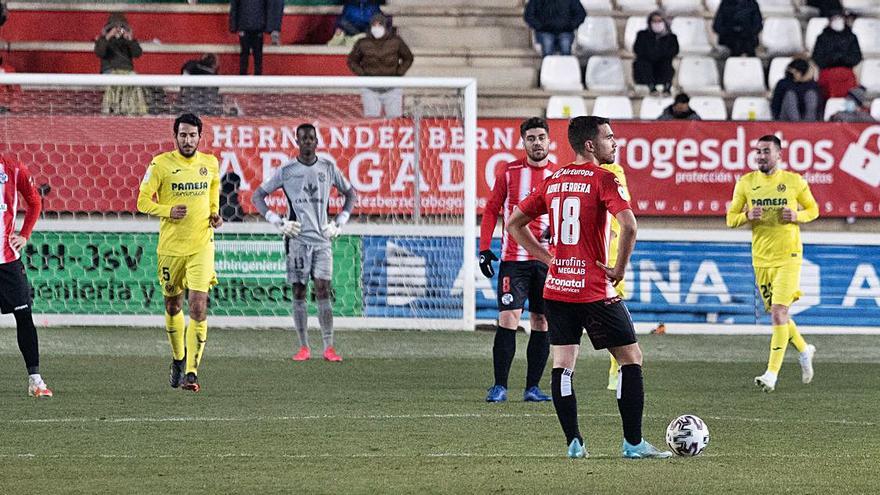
left=755, top=267, right=784, bottom=392
left=608, top=354, right=620, bottom=391
left=774, top=264, right=815, bottom=384
left=544, top=300, right=586, bottom=457
left=2, top=260, right=51, bottom=397
left=523, top=261, right=550, bottom=402
left=180, top=247, right=217, bottom=392
left=288, top=240, right=312, bottom=360
left=159, top=255, right=187, bottom=388
left=486, top=261, right=525, bottom=402
left=312, top=245, right=340, bottom=362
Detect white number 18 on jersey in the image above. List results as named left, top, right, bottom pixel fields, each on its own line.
left=550, top=197, right=581, bottom=245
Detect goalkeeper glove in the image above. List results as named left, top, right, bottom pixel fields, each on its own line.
left=266, top=211, right=301, bottom=238
left=478, top=250, right=498, bottom=278
left=322, top=221, right=342, bottom=239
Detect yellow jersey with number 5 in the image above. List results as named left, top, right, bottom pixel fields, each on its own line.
left=137, top=150, right=220, bottom=256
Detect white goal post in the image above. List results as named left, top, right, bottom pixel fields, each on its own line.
left=0, top=73, right=478, bottom=331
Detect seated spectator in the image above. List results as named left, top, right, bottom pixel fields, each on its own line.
left=830, top=85, right=875, bottom=122
left=658, top=93, right=701, bottom=120
left=633, top=11, right=679, bottom=96
left=347, top=14, right=413, bottom=118
left=712, top=0, right=763, bottom=57
left=806, top=0, right=843, bottom=18
left=179, top=53, right=223, bottom=116
left=329, top=0, right=384, bottom=47
left=524, top=0, right=586, bottom=57
left=770, top=58, right=823, bottom=122
left=812, top=10, right=862, bottom=99
left=94, top=13, right=147, bottom=115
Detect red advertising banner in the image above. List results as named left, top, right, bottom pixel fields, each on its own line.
left=2, top=117, right=878, bottom=217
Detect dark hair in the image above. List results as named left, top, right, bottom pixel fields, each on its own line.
left=174, top=113, right=202, bottom=134
left=567, top=116, right=609, bottom=156
left=787, top=58, right=810, bottom=77
left=674, top=93, right=690, bottom=104
left=520, top=117, right=549, bottom=137
left=757, top=134, right=782, bottom=149
left=296, top=123, right=317, bottom=138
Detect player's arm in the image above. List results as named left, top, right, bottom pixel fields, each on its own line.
left=209, top=162, right=223, bottom=228
left=251, top=170, right=300, bottom=238
left=784, top=179, right=819, bottom=224
left=507, top=207, right=552, bottom=266
left=322, top=168, right=357, bottom=239
left=10, top=163, right=42, bottom=251
left=725, top=180, right=751, bottom=228
left=137, top=163, right=176, bottom=218
left=478, top=168, right=507, bottom=277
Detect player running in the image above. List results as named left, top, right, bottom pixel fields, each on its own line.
left=137, top=113, right=222, bottom=392
left=507, top=116, right=671, bottom=459
left=726, top=134, right=818, bottom=392
left=252, top=124, right=357, bottom=362
left=479, top=117, right=555, bottom=403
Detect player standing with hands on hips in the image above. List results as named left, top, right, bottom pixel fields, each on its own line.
left=479, top=117, right=555, bottom=403
left=726, top=134, right=818, bottom=392
left=138, top=113, right=222, bottom=393
left=507, top=116, right=671, bottom=459
left=252, top=124, right=357, bottom=362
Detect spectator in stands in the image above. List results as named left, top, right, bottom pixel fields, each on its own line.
left=712, top=0, right=763, bottom=57
left=229, top=0, right=284, bottom=75
left=0, top=54, right=19, bottom=114
left=94, top=13, right=147, bottom=115
left=830, top=85, right=875, bottom=122
left=328, top=0, right=385, bottom=47
left=658, top=93, right=701, bottom=120
left=812, top=10, right=862, bottom=99
left=806, top=0, right=843, bottom=18
left=523, top=0, right=586, bottom=58
left=770, top=58, right=823, bottom=122
left=179, top=53, right=223, bottom=116
left=347, top=14, right=413, bottom=118
left=633, top=11, right=679, bottom=96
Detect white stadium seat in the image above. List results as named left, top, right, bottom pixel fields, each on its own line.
left=705, top=0, right=721, bottom=9
left=852, top=18, right=880, bottom=56
left=677, top=56, right=721, bottom=93
left=860, top=59, right=880, bottom=93
left=670, top=17, right=713, bottom=55
left=757, top=0, right=795, bottom=15
left=580, top=0, right=615, bottom=13
left=616, top=0, right=659, bottom=14
left=659, top=0, right=704, bottom=15
left=723, top=57, right=766, bottom=94
left=761, top=17, right=804, bottom=56
left=767, top=57, right=793, bottom=92
left=592, top=96, right=634, bottom=119
left=689, top=96, right=728, bottom=120
left=623, top=16, right=644, bottom=53
left=639, top=96, right=674, bottom=119
left=540, top=56, right=583, bottom=92
left=843, top=0, right=880, bottom=15
left=871, top=99, right=880, bottom=121
left=577, top=16, right=619, bottom=54
left=546, top=95, right=588, bottom=118
left=731, top=97, right=772, bottom=121
left=805, top=18, right=828, bottom=53
left=824, top=97, right=847, bottom=121
left=585, top=56, right=627, bottom=93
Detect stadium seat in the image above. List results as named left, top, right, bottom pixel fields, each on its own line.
left=580, top=0, right=615, bottom=13
left=624, top=16, right=645, bottom=52
left=768, top=57, right=793, bottom=92
left=659, top=0, right=704, bottom=14
left=860, top=59, right=880, bottom=93
left=616, top=0, right=659, bottom=14
left=723, top=57, right=766, bottom=94
left=761, top=17, right=804, bottom=56
left=677, top=56, right=722, bottom=93
left=546, top=95, right=588, bottom=118
left=592, top=96, right=634, bottom=119
left=689, top=96, right=728, bottom=120
left=731, top=97, right=772, bottom=120
left=852, top=18, right=880, bottom=56
left=705, top=0, right=721, bottom=9
left=585, top=56, right=627, bottom=93
left=805, top=18, right=828, bottom=52
left=540, top=56, right=583, bottom=92
left=824, top=97, right=847, bottom=121
left=871, top=99, right=880, bottom=120
left=639, top=96, right=674, bottom=119
left=843, top=0, right=880, bottom=15
left=670, top=17, right=713, bottom=55
left=577, top=16, right=619, bottom=54
left=756, top=0, right=795, bottom=15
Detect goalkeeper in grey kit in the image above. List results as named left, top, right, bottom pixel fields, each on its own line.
left=252, top=124, right=357, bottom=362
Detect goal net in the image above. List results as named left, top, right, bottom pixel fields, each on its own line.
left=0, top=73, right=477, bottom=330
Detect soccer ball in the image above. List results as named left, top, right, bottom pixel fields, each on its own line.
left=665, top=414, right=710, bottom=457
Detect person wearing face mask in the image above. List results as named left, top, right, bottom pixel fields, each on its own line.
left=523, top=0, right=586, bottom=58
left=830, top=85, right=876, bottom=122
left=712, top=0, right=763, bottom=57
left=347, top=14, right=413, bottom=118
left=812, top=10, right=862, bottom=99
left=633, top=11, right=679, bottom=96
left=770, top=58, right=823, bottom=122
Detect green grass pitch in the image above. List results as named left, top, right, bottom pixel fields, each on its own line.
left=1, top=328, right=878, bottom=494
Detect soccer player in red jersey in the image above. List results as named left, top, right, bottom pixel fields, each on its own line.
left=479, top=117, right=555, bottom=403
left=507, top=116, right=670, bottom=459
left=0, top=155, right=52, bottom=397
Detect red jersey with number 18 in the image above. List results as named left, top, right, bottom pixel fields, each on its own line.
left=517, top=162, right=632, bottom=303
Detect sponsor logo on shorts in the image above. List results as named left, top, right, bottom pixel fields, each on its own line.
left=501, top=293, right=513, bottom=305
left=0, top=172, right=7, bottom=184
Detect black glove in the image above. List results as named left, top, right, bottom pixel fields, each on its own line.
left=479, top=250, right=498, bottom=278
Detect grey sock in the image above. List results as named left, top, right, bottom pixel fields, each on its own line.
left=293, top=299, right=309, bottom=348
left=317, top=298, right=334, bottom=349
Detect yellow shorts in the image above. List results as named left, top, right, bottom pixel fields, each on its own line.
left=157, top=246, right=218, bottom=297
left=754, top=263, right=802, bottom=312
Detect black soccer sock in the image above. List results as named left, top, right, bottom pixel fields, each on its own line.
left=551, top=367, right=581, bottom=445
left=617, top=364, right=644, bottom=445
left=525, top=330, right=549, bottom=389
left=14, top=308, right=40, bottom=375
left=492, top=326, right=517, bottom=388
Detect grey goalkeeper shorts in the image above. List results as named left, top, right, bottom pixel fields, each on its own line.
left=286, top=239, right=333, bottom=285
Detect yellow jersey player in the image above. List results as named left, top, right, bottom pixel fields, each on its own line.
left=137, top=113, right=222, bottom=392
left=726, top=134, right=818, bottom=393
left=601, top=163, right=629, bottom=392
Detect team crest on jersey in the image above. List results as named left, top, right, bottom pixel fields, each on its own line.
left=777, top=184, right=786, bottom=192
left=0, top=171, right=7, bottom=184
left=317, top=172, right=326, bottom=183
left=199, top=167, right=208, bottom=176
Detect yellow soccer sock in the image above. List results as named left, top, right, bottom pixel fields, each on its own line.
left=788, top=319, right=807, bottom=353
left=609, top=354, right=619, bottom=378
left=767, top=324, right=789, bottom=374
left=165, top=311, right=185, bottom=361
left=185, top=319, right=208, bottom=375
